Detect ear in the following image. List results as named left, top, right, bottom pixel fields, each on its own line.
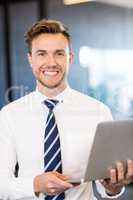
left=27, top=53, right=32, bottom=67
left=69, top=50, right=74, bottom=65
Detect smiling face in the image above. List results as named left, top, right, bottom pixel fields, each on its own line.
left=28, top=33, right=73, bottom=96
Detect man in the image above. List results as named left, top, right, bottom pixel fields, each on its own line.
left=0, top=19, right=133, bottom=200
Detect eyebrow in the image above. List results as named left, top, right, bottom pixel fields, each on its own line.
left=35, top=49, right=66, bottom=54
left=35, top=50, right=47, bottom=54
left=56, top=49, right=66, bottom=53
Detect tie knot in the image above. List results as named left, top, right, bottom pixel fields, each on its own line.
left=44, top=99, right=59, bottom=111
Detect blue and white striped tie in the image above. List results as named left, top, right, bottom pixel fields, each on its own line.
left=44, top=99, right=65, bottom=200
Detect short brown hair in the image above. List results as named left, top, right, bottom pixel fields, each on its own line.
left=24, top=19, right=70, bottom=53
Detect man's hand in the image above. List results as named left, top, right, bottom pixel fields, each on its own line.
left=101, top=159, right=133, bottom=196
left=34, top=171, right=73, bottom=196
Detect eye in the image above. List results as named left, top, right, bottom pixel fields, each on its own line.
left=36, top=51, right=47, bottom=57
left=56, top=51, right=65, bottom=56
left=38, top=52, right=45, bottom=56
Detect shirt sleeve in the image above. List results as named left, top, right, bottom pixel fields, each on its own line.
left=95, top=180, right=125, bottom=199
left=0, top=109, right=36, bottom=199
left=95, top=105, right=125, bottom=198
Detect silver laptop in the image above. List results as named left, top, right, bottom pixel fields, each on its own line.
left=69, top=120, right=133, bottom=184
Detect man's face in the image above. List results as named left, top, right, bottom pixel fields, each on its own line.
left=28, top=33, right=73, bottom=90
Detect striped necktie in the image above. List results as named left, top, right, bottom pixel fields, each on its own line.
left=44, top=99, right=65, bottom=200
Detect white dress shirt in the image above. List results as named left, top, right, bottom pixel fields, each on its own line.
left=0, top=86, right=124, bottom=199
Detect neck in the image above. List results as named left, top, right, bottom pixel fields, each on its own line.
left=37, top=82, right=67, bottom=98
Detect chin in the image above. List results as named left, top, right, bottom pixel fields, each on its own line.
left=37, top=75, right=66, bottom=89
left=44, top=84, right=62, bottom=89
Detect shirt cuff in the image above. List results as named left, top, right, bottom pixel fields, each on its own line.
left=18, top=176, right=45, bottom=199
left=95, top=180, right=125, bottom=199
left=9, top=176, right=37, bottom=199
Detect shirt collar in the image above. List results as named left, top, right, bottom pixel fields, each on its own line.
left=35, top=85, right=71, bottom=105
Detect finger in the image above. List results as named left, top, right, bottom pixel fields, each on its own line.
left=47, top=185, right=66, bottom=195
left=100, top=178, right=110, bottom=186
left=126, top=159, right=133, bottom=179
left=50, top=188, right=56, bottom=195
left=55, top=172, right=71, bottom=181
left=56, top=180, right=73, bottom=189
left=51, top=175, right=73, bottom=189
left=109, top=168, right=117, bottom=184
left=116, top=161, right=124, bottom=182
left=48, top=189, right=60, bottom=196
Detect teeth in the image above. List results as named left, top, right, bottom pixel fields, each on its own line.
left=44, top=71, right=58, bottom=76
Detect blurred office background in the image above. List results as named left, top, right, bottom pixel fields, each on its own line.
left=0, top=0, right=133, bottom=198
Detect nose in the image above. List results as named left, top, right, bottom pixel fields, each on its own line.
left=46, top=54, right=57, bottom=66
